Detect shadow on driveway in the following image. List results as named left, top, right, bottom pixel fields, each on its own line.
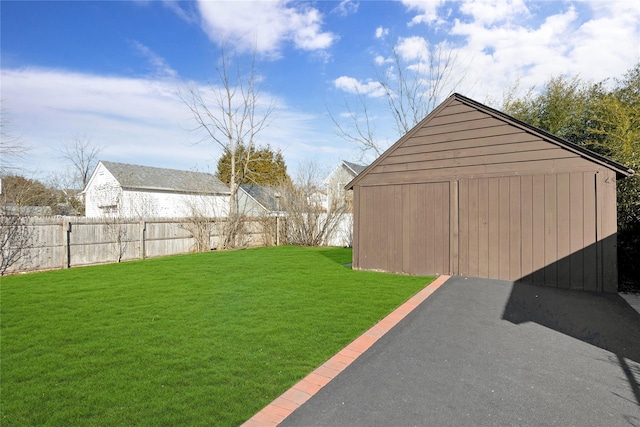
left=503, top=282, right=640, bottom=406
left=280, top=276, right=640, bottom=426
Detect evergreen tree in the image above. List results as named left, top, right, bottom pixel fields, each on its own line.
left=216, top=143, right=291, bottom=187
left=502, top=63, right=640, bottom=290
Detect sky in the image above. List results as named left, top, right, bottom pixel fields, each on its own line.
left=2, top=0, right=639, bottom=184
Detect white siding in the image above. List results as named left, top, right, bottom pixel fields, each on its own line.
left=325, top=165, right=354, bottom=212
left=236, top=191, right=266, bottom=217
left=85, top=164, right=121, bottom=217
left=85, top=163, right=230, bottom=219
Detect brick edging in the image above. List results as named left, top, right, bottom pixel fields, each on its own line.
left=241, top=275, right=452, bottom=427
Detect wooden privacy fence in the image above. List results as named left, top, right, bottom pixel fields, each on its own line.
left=5, top=214, right=353, bottom=275
left=6, top=217, right=269, bottom=275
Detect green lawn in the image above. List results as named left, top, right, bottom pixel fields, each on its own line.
left=1, top=246, right=433, bottom=426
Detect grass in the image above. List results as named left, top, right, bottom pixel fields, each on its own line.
left=0, top=246, right=433, bottom=426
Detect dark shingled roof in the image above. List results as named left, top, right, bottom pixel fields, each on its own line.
left=100, top=161, right=230, bottom=195
left=343, top=161, right=367, bottom=176
left=239, top=184, right=281, bottom=211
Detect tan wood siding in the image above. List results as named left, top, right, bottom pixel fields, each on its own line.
left=375, top=150, right=582, bottom=174
left=351, top=94, right=628, bottom=292
left=598, top=169, right=618, bottom=292
left=355, top=182, right=450, bottom=276
left=357, top=102, right=598, bottom=187
left=455, top=172, right=616, bottom=291
left=352, top=186, right=361, bottom=270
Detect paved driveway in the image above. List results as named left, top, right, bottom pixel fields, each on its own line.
left=280, top=276, right=640, bottom=426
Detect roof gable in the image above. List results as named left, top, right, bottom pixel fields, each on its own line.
left=97, top=161, right=230, bottom=195
left=348, top=93, right=633, bottom=188
left=239, top=184, right=281, bottom=211
left=324, top=160, right=367, bottom=186
left=343, top=160, right=367, bottom=176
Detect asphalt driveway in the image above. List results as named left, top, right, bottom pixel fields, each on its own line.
left=280, top=276, right=640, bottom=426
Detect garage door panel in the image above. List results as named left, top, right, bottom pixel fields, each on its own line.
left=458, top=172, right=601, bottom=289
left=468, top=178, right=480, bottom=277
left=458, top=179, right=469, bottom=276
left=509, top=176, right=522, bottom=281
left=531, top=175, right=546, bottom=285
left=520, top=175, right=533, bottom=280
left=477, top=178, right=490, bottom=278
left=557, top=173, right=571, bottom=288
left=358, top=182, right=450, bottom=276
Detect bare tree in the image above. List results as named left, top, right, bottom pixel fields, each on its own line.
left=380, top=44, right=464, bottom=134
left=103, top=217, right=129, bottom=263
left=331, top=88, right=382, bottom=157
left=180, top=192, right=217, bottom=252
left=180, top=50, right=274, bottom=248
left=0, top=207, right=33, bottom=275
left=331, top=42, right=467, bottom=159
left=1, top=100, right=30, bottom=174
left=179, top=177, right=251, bottom=252
left=59, top=134, right=102, bottom=190
left=92, top=182, right=129, bottom=262
left=278, top=161, right=348, bottom=247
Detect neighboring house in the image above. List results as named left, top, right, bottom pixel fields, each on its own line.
left=309, top=188, right=328, bottom=212
left=347, top=93, right=633, bottom=293
left=236, top=184, right=284, bottom=217
left=84, top=161, right=230, bottom=218
left=324, top=160, right=367, bottom=212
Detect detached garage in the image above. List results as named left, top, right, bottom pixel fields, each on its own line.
left=347, top=93, right=633, bottom=292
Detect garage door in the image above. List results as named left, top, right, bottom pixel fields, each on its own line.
left=357, top=182, right=450, bottom=275
left=456, top=173, right=601, bottom=289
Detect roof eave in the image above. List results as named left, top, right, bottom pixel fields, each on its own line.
left=452, top=93, right=635, bottom=179
left=346, top=95, right=458, bottom=189
left=121, top=185, right=230, bottom=195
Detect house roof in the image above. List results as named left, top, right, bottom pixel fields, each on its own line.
left=239, top=184, right=282, bottom=212
left=343, top=160, right=367, bottom=176
left=324, top=160, right=368, bottom=186
left=347, top=93, right=634, bottom=189
left=99, top=161, right=230, bottom=195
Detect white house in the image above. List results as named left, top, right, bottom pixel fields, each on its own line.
left=84, top=161, right=230, bottom=218
left=324, top=160, right=367, bottom=212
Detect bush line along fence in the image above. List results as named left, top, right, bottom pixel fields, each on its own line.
left=5, top=215, right=353, bottom=275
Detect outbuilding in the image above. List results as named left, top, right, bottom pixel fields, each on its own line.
left=347, top=93, right=633, bottom=292
left=84, top=161, right=230, bottom=218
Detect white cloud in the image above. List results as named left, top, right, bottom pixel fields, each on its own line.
left=375, top=26, right=389, bottom=39
left=131, top=41, right=178, bottom=79
left=196, top=0, right=336, bottom=57
left=395, top=36, right=429, bottom=62
left=1, top=68, right=343, bottom=178
left=1, top=68, right=202, bottom=176
left=160, top=0, right=199, bottom=24
left=401, top=0, right=447, bottom=26
left=374, top=55, right=391, bottom=66
left=394, top=0, right=640, bottom=104
left=333, top=0, right=359, bottom=17
left=458, top=0, right=530, bottom=26
left=334, top=76, right=386, bottom=97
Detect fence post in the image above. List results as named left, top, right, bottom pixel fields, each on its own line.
left=140, top=220, right=146, bottom=259
left=65, top=220, right=72, bottom=268
left=61, top=219, right=66, bottom=269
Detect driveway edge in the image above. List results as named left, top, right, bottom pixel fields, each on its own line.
left=241, top=274, right=452, bottom=427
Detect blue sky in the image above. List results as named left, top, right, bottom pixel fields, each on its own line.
left=2, top=0, right=639, bottom=183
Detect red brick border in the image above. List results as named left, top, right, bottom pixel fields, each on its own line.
left=241, top=275, right=451, bottom=427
